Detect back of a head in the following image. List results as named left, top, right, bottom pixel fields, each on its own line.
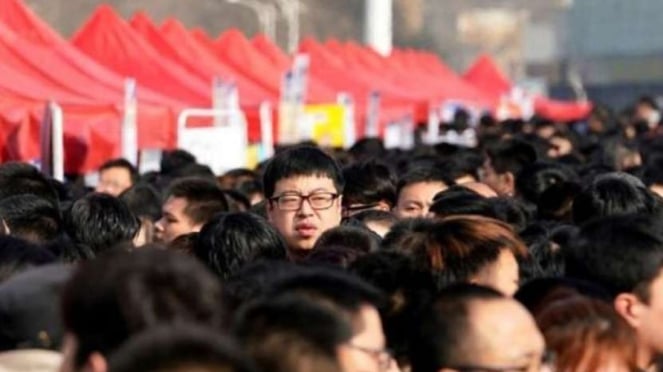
left=537, top=181, right=582, bottom=222
left=348, top=138, right=386, bottom=161
left=381, top=218, right=437, bottom=253
left=194, top=212, right=287, bottom=280
left=0, top=163, right=59, bottom=209
left=234, top=295, right=352, bottom=372
left=0, top=194, right=62, bottom=243
left=0, top=264, right=71, bottom=351
left=410, top=284, right=506, bottom=372
left=411, top=215, right=528, bottom=292
left=535, top=295, right=637, bottom=372
left=485, top=139, right=537, bottom=175
left=61, top=249, right=224, bottom=368
left=160, top=150, right=197, bottom=175
left=429, top=186, right=496, bottom=219
left=120, top=183, right=162, bottom=222
left=572, top=172, right=656, bottom=225
left=108, top=325, right=256, bottom=372
left=165, top=177, right=229, bottom=226
left=64, top=193, right=139, bottom=257
left=566, top=214, right=663, bottom=298
left=342, top=160, right=396, bottom=209
left=269, top=268, right=384, bottom=319
left=313, top=225, right=381, bottom=254
left=0, top=236, right=55, bottom=284
left=262, top=146, right=344, bottom=199
left=515, top=162, right=576, bottom=204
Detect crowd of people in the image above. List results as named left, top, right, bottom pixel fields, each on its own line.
left=0, top=95, right=663, bottom=372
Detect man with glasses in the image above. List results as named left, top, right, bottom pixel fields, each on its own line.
left=263, top=146, right=344, bottom=259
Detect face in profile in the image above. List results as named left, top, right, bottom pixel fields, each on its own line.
left=267, top=175, right=342, bottom=256
left=471, top=249, right=520, bottom=297
left=393, top=181, right=447, bottom=219
left=337, top=305, right=397, bottom=372
left=155, top=197, right=201, bottom=243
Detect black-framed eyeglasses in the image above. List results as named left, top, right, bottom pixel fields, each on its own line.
left=345, top=343, right=393, bottom=371
left=342, top=202, right=380, bottom=216
left=269, top=192, right=339, bottom=211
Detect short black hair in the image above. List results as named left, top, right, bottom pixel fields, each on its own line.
left=99, top=158, right=138, bottom=185
left=0, top=236, right=55, bottom=284
left=518, top=222, right=572, bottom=283
left=268, top=269, right=384, bottom=322
left=537, top=181, right=582, bottom=222
left=160, top=150, right=197, bottom=175
left=396, top=166, right=452, bottom=199
left=565, top=214, right=663, bottom=300
left=429, top=186, right=496, bottom=219
left=0, top=194, right=62, bottom=243
left=572, top=172, right=656, bottom=225
left=262, top=146, right=345, bottom=198
left=350, top=209, right=398, bottom=226
left=342, top=160, right=397, bottom=207
left=194, top=213, right=287, bottom=280
left=120, top=183, right=162, bottom=222
left=107, top=325, right=256, bottom=372
left=516, top=162, right=576, bottom=204
left=233, top=294, right=353, bottom=372
left=63, top=193, right=140, bottom=258
left=410, top=284, right=504, bottom=372
left=313, top=225, right=381, bottom=254
left=165, top=178, right=229, bottom=225
left=381, top=218, right=437, bottom=252
left=0, top=162, right=58, bottom=207
left=485, top=139, right=537, bottom=175
left=61, top=249, right=224, bottom=367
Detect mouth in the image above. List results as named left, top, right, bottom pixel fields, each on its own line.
left=295, top=224, right=317, bottom=238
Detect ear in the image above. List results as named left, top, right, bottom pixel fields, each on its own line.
left=614, top=293, right=646, bottom=329
left=501, top=172, right=516, bottom=195
left=82, top=352, right=108, bottom=372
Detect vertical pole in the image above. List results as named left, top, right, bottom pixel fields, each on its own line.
left=365, top=0, right=393, bottom=56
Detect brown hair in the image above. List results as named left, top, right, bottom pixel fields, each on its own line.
left=535, top=295, right=637, bottom=372
left=404, top=215, right=528, bottom=289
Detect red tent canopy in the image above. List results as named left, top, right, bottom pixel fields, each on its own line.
left=252, top=34, right=291, bottom=71
left=72, top=6, right=210, bottom=106
left=159, top=18, right=273, bottom=106
left=464, top=54, right=592, bottom=121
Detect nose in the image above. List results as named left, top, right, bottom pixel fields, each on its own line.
left=296, top=197, right=315, bottom=216
left=154, top=218, right=165, bottom=232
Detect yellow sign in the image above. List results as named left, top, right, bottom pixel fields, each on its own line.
left=303, top=104, right=346, bottom=148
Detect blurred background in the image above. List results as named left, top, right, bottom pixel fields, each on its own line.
left=24, top=0, right=663, bottom=110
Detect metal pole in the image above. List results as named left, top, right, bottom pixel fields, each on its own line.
left=275, top=0, right=300, bottom=53
left=364, top=0, right=393, bottom=56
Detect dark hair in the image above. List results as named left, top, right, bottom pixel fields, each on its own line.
left=572, top=172, right=656, bottom=225
left=381, top=218, right=437, bottom=253
left=429, top=186, right=496, bottom=219
left=262, top=146, right=345, bottom=198
left=566, top=214, right=663, bottom=300
left=63, top=194, right=139, bottom=258
left=223, top=189, right=252, bottom=212
left=437, top=148, right=483, bottom=182
left=350, top=251, right=436, bottom=366
left=515, top=277, right=612, bottom=317
left=194, top=213, right=287, bottom=280
left=643, top=151, right=663, bottom=186
left=233, top=294, right=353, bottom=372
left=351, top=210, right=398, bottom=227
left=0, top=236, right=55, bottom=284
left=61, top=249, right=224, bottom=367
left=537, top=182, right=582, bottom=222
left=160, top=150, right=197, bottom=175
left=485, top=139, right=537, bottom=175
left=348, top=138, right=386, bottom=161
left=99, top=158, right=139, bottom=185
left=168, top=232, right=199, bottom=254
left=0, top=162, right=58, bottom=207
left=165, top=178, right=229, bottom=225
left=396, top=166, right=452, bottom=199
left=107, top=325, right=256, bottom=372
left=313, top=225, right=381, bottom=254
left=0, top=194, right=62, bottom=243
left=518, top=223, right=572, bottom=283
left=120, top=183, right=162, bottom=222
left=342, top=160, right=397, bottom=208
left=268, top=269, right=384, bottom=322
left=170, top=163, right=216, bottom=181
left=410, top=284, right=504, bottom=372
left=516, top=162, right=576, bottom=204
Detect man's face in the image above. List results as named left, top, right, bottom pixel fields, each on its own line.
left=449, top=299, right=546, bottom=372
left=95, top=167, right=133, bottom=197
left=393, top=181, right=447, bottom=219
left=266, top=175, right=342, bottom=255
left=155, top=196, right=201, bottom=243
left=338, top=305, right=396, bottom=372
left=630, top=270, right=663, bottom=362
left=480, top=157, right=512, bottom=196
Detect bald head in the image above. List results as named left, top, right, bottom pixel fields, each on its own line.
left=411, top=284, right=545, bottom=372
